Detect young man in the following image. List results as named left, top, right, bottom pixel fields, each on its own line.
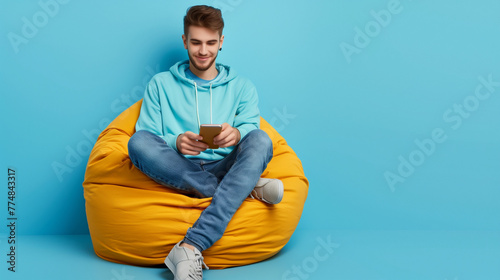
left=127, top=5, right=284, bottom=280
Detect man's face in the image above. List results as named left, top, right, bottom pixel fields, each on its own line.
left=183, top=26, right=224, bottom=72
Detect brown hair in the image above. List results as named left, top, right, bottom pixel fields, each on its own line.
left=184, top=5, right=224, bottom=37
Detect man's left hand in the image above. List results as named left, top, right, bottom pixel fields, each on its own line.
left=213, top=123, right=241, bottom=148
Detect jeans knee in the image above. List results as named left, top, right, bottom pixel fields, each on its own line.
left=128, top=130, right=157, bottom=162
left=128, top=131, right=145, bottom=155
left=245, top=129, right=273, bottom=154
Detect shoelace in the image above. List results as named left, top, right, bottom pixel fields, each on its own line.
left=249, top=189, right=259, bottom=200
left=187, top=254, right=209, bottom=280
left=250, top=188, right=271, bottom=204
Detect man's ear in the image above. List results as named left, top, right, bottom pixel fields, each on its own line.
left=182, top=34, right=188, bottom=49
left=219, top=35, right=224, bottom=50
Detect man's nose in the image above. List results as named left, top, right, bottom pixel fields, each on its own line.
left=199, top=44, right=207, bottom=55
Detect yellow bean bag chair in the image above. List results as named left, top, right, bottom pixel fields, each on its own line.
left=83, top=100, right=308, bottom=269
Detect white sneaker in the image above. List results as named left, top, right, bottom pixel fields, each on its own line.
left=164, top=242, right=208, bottom=280
left=250, top=178, right=284, bottom=204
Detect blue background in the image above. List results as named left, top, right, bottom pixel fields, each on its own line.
left=1, top=0, right=500, bottom=279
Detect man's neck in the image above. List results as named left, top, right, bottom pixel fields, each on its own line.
left=189, top=63, right=218, bottom=80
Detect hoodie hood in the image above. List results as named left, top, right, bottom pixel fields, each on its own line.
left=169, top=60, right=239, bottom=128
left=170, top=60, right=237, bottom=88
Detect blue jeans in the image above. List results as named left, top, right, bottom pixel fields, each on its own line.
left=128, top=129, right=273, bottom=251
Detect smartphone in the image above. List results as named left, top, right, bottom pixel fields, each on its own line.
left=199, top=124, right=222, bottom=149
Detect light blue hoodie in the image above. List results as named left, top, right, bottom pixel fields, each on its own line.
left=135, top=60, right=260, bottom=161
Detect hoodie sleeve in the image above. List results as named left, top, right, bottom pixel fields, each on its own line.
left=234, top=80, right=260, bottom=141
left=135, top=78, right=180, bottom=151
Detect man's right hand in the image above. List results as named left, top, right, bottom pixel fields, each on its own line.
left=176, top=131, right=209, bottom=155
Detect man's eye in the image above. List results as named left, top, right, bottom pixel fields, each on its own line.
left=192, top=42, right=200, bottom=45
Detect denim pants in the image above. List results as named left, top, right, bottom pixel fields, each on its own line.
left=128, top=129, right=273, bottom=251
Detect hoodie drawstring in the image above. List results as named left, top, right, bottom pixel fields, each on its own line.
left=194, top=82, right=213, bottom=128
left=209, top=83, right=213, bottom=124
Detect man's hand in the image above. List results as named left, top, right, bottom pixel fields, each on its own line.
left=213, top=123, right=241, bottom=148
left=176, top=131, right=208, bottom=155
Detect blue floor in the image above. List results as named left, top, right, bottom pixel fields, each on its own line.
left=2, top=230, right=499, bottom=279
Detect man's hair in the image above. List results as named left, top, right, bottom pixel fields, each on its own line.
left=184, top=5, right=224, bottom=37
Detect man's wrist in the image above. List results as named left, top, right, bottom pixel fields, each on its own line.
left=235, top=127, right=241, bottom=143
left=176, top=133, right=183, bottom=151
